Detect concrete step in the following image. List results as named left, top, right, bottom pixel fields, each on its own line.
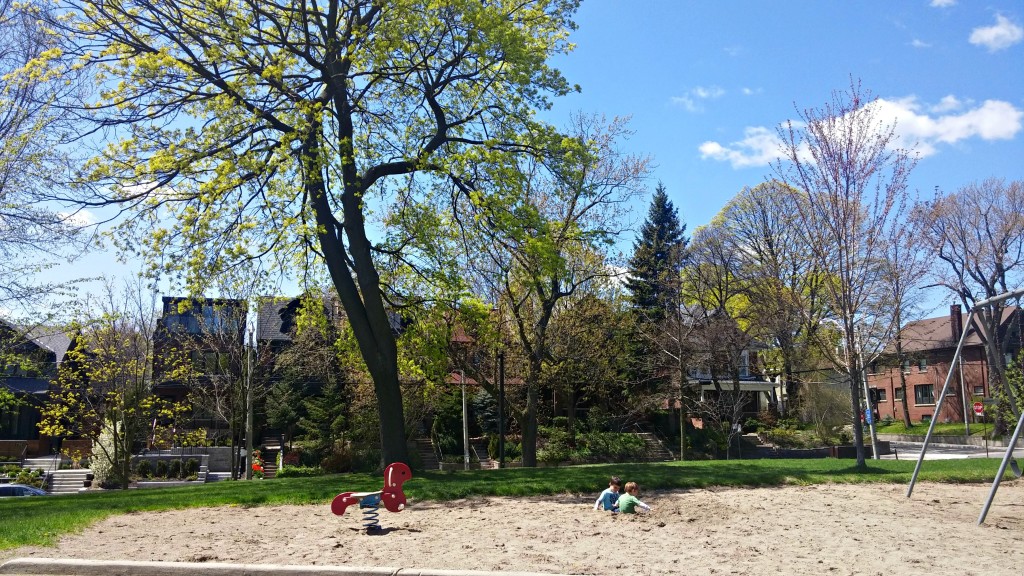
left=48, top=469, right=92, bottom=494
left=22, top=456, right=64, bottom=473
left=414, top=438, right=439, bottom=470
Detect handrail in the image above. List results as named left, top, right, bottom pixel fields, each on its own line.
left=631, top=422, right=676, bottom=460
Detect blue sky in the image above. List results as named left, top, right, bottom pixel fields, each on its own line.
left=547, top=0, right=1023, bottom=231
left=28, top=0, right=1024, bottom=316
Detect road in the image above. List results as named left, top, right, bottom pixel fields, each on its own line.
left=883, top=440, right=1024, bottom=461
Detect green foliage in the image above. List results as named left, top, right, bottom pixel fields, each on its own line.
left=185, top=459, right=200, bottom=476
left=299, top=377, right=348, bottom=463
left=626, top=182, right=687, bottom=321
left=431, top=391, right=466, bottom=458
left=154, top=460, right=168, bottom=478
left=274, top=466, right=324, bottom=478
left=135, top=460, right=152, bottom=479
left=167, top=460, right=183, bottom=479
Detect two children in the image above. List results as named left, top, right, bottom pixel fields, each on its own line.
left=593, top=476, right=652, bottom=514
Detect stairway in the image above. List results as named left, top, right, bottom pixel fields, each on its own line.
left=22, top=455, right=63, bottom=474
left=260, top=449, right=279, bottom=479
left=48, top=469, right=91, bottom=494
left=635, top=432, right=675, bottom=462
left=414, top=438, right=439, bottom=470
left=470, top=438, right=493, bottom=469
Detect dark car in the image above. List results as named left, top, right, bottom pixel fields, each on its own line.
left=0, top=484, right=48, bottom=497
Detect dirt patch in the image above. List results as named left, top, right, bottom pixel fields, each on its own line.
left=4, top=482, right=1024, bottom=575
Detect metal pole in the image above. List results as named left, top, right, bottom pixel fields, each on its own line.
left=461, top=369, right=469, bottom=471
left=960, top=357, right=970, bottom=436
left=857, top=340, right=880, bottom=459
left=498, top=352, right=505, bottom=468
left=907, top=308, right=976, bottom=497
left=978, top=407, right=1024, bottom=524
left=244, top=341, right=253, bottom=480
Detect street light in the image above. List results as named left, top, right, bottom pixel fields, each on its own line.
left=460, top=369, right=469, bottom=471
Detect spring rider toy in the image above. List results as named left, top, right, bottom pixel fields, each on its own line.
left=331, top=462, right=412, bottom=531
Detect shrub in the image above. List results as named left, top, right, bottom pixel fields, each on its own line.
left=168, top=459, right=183, bottom=479
left=765, top=427, right=807, bottom=448
left=136, top=459, right=153, bottom=478
left=276, top=466, right=324, bottom=478
left=155, top=460, right=169, bottom=478
left=185, top=458, right=200, bottom=476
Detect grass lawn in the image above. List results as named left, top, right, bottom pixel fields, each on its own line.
left=874, top=421, right=986, bottom=436
left=0, top=457, right=1013, bottom=550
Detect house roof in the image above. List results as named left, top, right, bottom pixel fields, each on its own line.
left=0, top=377, right=50, bottom=395
left=894, top=306, right=1019, bottom=354
left=0, top=319, right=72, bottom=364
left=256, top=297, right=303, bottom=342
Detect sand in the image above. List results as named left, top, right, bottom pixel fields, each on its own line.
left=4, top=481, right=1024, bottom=575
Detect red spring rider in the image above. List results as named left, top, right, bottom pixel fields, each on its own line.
left=331, top=462, right=412, bottom=531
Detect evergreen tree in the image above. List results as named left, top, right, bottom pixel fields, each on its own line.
left=626, top=183, right=687, bottom=321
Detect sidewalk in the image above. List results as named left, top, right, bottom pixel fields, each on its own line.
left=0, top=559, right=571, bottom=576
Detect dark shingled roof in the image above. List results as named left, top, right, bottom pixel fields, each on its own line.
left=0, top=377, right=50, bottom=395
left=256, top=297, right=303, bottom=342
left=894, top=306, right=1018, bottom=354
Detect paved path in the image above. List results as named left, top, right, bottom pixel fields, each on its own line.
left=883, top=440, right=1024, bottom=460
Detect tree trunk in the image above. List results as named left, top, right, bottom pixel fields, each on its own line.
left=522, top=384, right=538, bottom=467
left=850, top=370, right=866, bottom=468
left=304, top=130, right=409, bottom=467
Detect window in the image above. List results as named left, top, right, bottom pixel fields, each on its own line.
left=973, top=385, right=985, bottom=396
left=868, top=361, right=879, bottom=375
left=894, top=388, right=904, bottom=401
left=917, top=358, right=927, bottom=373
left=874, top=389, right=887, bottom=402
left=914, top=384, right=935, bottom=405
left=902, top=360, right=911, bottom=374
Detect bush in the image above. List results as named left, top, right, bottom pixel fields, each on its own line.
left=765, top=427, right=807, bottom=448
left=155, top=460, right=169, bottom=478
left=168, top=459, right=183, bottom=479
left=276, top=466, right=324, bottom=478
left=135, top=459, right=153, bottom=478
left=185, top=459, right=200, bottom=476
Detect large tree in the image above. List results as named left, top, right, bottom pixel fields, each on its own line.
left=914, top=178, right=1024, bottom=430
left=48, top=0, right=579, bottom=465
left=456, top=114, right=649, bottom=466
left=39, top=282, right=189, bottom=489
left=0, top=0, right=87, bottom=306
left=773, top=80, right=916, bottom=468
left=718, top=181, right=829, bottom=413
left=626, top=183, right=687, bottom=322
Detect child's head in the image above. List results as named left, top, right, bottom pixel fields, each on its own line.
left=624, top=481, right=639, bottom=495
left=609, top=476, right=622, bottom=492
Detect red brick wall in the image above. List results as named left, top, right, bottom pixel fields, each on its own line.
left=867, top=347, right=989, bottom=424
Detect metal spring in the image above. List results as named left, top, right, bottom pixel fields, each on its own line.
left=361, top=503, right=380, bottom=530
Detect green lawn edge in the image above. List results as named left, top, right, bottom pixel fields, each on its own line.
left=0, top=458, right=1013, bottom=550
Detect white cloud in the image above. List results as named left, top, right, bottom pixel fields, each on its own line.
left=693, top=86, right=725, bottom=99
left=698, top=126, right=788, bottom=168
left=929, top=95, right=964, bottom=113
left=741, top=87, right=762, bottom=96
left=911, top=38, right=931, bottom=48
left=671, top=86, right=725, bottom=113
left=57, top=210, right=97, bottom=227
left=930, top=0, right=956, bottom=7
left=699, top=96, right=1023, bottom=167
left=872, top=96, right=1022, bottom=156
left=969, top=14, right=1023, bottom=52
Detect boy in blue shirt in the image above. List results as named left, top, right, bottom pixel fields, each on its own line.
left=593, top=476, right=622, bottom=512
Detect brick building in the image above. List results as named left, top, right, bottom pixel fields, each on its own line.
left=867, top=305, right=1022, bottom=424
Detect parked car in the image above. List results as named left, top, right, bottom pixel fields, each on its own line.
left=0, top=484, right=48, bottom=497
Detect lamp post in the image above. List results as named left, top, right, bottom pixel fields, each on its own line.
left=460, top=369, right=469, bottom=470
